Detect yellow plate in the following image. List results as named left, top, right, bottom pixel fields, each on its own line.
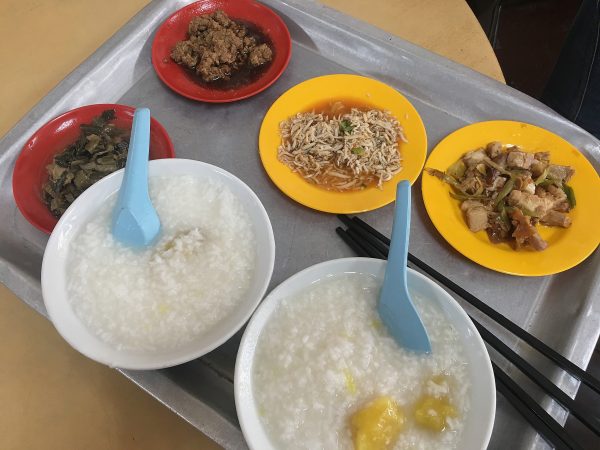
left=422, top=120, right=600, bottom=276
left=259, top=74, right=427, bottom=213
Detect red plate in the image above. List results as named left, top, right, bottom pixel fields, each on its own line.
left=152, top=0, right=292, bottom=102
left=12, top=104, right=175, bottom=234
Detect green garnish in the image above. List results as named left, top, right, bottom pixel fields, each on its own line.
left=537, top=179, right=555, bottom=188
left=493, top=177, right=515, bottom=208
left=534, top=168, right=549, bottom=185
left=339, top=119, right=354, bottom=134
left=520, top=207, right=538, bottom=217
left=482, top=156, right=511, bottom=175
left=499, top=203, right=509, bottom=226
left=563, top=184, right=576, bottom=208
left=449, top=192, right=488, bottom=201
left=351, top=147, right=365, bottom=155
left=425, top=168, right=462, bottom=190
left=446, top=160, right=466, bottom=179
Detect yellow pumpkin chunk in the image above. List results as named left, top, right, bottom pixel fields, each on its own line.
left=413, top=395, right=457, bottom=432
left=350, top=396, right=405, bottom=450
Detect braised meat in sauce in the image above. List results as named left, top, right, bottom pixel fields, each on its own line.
left=426, top=141, right=576, bottom=251
left=171, top=10, right=273, bottom=85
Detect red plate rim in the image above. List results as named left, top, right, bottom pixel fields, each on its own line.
left=151, top=0, right=292, bottom=103
left=12, top=103, right=175, bottom=234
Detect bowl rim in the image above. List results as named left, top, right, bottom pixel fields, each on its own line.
left=41, top=158, right=275, bottom=369
left=234, top=257, right=496, bottom=450
left=12, top=103, right=175, bottom=234
left=151, top=0, right=292, bottom=103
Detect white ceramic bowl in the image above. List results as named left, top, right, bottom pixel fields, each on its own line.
left=42, top=159, right=275, bottom=370
left=235, top=257, right=496, bottom=450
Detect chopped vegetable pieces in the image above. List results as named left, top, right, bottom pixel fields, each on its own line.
left=42, top=109, right=129, bottom=218
left=426, top=141, right=576, bottom=251
left=339, top=119, right=355, bottom=134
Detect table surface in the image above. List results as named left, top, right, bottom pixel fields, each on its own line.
left=0, top=1, right=503, bottom=448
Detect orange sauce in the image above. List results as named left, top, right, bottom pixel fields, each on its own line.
left=288, top=99, right=387, bottom=192
left=304, top=98, right=377, bottom=116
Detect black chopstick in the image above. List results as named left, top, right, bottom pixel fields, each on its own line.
left=339, top=220, right=599, bottom=433
left=346, top=227, right=387, bottom=259
left=493, top=362, right=584, bottom=450
left=406, top=253, right=600, bottom=398
left=338, top=215, right=390, bottom=257
left=336, top=216, right=600, bottom=446
left=346, top=215, right=391, bottom=245
left=340, top=214, right=600, bottom=397
left=473, top=318, right=600, bottom=436
left=336, top=227, right=369, bottom=257
left=338, top=228, right=581, bottom=448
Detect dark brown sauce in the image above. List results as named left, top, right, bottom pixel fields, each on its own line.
left=183, top=21, right=274, bottom=91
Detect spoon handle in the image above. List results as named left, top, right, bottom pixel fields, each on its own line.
left=386, top=180, right=411, bottom=289
left=118, top=108, right=151, bottom=206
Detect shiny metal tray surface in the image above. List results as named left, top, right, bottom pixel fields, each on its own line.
left=1, top=1, right=599, bottom=449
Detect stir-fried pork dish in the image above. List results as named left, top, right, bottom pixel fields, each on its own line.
left=278, top=100, right=406, bottom=191
left=426, top=141, right=576, bottom=251
left=171, top=10, right=273, bottom=85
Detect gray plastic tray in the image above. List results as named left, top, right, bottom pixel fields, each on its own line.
left=1, top=1, right=599, bottom=449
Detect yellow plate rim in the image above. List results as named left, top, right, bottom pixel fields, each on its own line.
left=258, top=74, right=428, bottom=214
left=421, top=120, right=600, bottom=277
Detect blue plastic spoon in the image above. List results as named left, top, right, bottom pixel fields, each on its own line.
left=111, top=108, right=161, bottom=248
left=378, top=181, right=431, bottom=353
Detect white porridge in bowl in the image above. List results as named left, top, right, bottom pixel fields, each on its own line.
left=251, top=273, right=471, bottom=450
left=67, top=175, right=255, bottom=352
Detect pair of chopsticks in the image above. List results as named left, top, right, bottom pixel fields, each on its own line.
left=336, top=214, right=600, bottom=450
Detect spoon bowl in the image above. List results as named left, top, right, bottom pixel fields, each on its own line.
left=111, top=108, right=161, bottom=247
left=378, top=181, right=431, bottom=353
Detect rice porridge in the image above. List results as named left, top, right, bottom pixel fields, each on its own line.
left=67, top=175, right=255, bottom=351
left=253, top=273, right=469, bottom=450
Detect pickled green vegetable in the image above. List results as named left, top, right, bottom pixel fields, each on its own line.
left=42, top=109, right=129, bottom=218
